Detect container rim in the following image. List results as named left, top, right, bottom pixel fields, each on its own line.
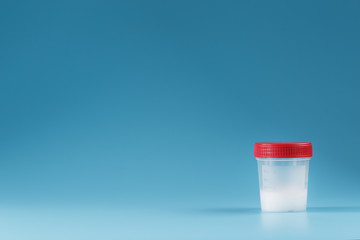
left=256, top=157, right=311, bottom=161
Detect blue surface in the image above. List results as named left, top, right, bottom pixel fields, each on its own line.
left=1, top=0, right=360, bottom=239
left=0, top=205, right=360, bottom=239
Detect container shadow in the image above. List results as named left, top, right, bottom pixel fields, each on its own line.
left=190, top=207, right=261, bottom=215
left=307, top=207, right=360, bottom=213
left=189, top=206, right=360, bottom=215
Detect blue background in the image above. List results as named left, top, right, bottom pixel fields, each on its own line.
left=1, top=0, right=360, bottom=239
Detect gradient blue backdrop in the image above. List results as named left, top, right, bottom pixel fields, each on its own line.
left=0, top=1, right=360, bottom=239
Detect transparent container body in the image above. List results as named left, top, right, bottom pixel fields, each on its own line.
left=257, top=157, right=310, bottom=212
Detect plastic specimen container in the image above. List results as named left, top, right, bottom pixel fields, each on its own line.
left=254, top=142, right=313, bottom=212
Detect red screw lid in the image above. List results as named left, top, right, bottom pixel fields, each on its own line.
left=254, top=142, right=313, bottom=158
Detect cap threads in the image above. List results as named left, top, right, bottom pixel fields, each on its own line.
left=254, top=142, right=313, bottom=158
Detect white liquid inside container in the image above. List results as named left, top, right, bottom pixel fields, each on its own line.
left=260, top=189, right=307, bottom=212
